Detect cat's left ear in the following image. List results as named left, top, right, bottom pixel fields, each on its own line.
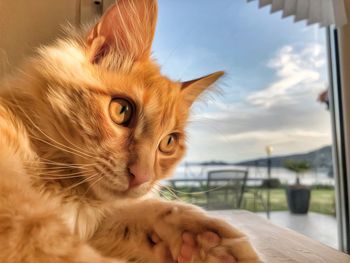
left=181, top=71, right=224, bottom=107
left=86, top=0, right=158, bottom=64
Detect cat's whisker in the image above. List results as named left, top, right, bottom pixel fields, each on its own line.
left=83, top=173, right=104, bottom=197
left=24, top=159, right=90, bottom=167
left=63, top=173, right=99, bottom=192
left=160, top=190, right=179, bottom=201
left=34, top=169, right=85, bottom=177
left=5, top=98, right=95, bottom=160
left=28, top=134, right=93, bottom=160
left=24, top=164, right=77, bottom=172
left=23, top=162, right=92, bottom=171
left=34, top=175, right=85, bottom=180
left=158, top=183, right=183, bottom=198
left=155, top=183, right=181, bottom=201
left=161, top=183, right=229, bottom=196
left=150, top=188, right=166, bottom=199
left=29, top=168, right=101, bottom=181
left=32, top=169, right=78, bottom=175
left=30, top=167, right=90, bottom=173
left=31, top=166, right=92, bottom=175
left=150, top=187, right=173, bottom=201
left=34, top=159, right=95, bottom=170
left=46, top=118, right=98, bottom=160
left=37, top=171, right=98, bottom=180
left=39, top=157, right=96, bottom=167
left=42, top=168, right=87, bottom=174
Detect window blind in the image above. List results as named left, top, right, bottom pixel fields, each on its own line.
left=247, top=0, right=347, bottom=27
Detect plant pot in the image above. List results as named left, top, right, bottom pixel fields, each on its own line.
left=286, top=185, right=311, bottom=214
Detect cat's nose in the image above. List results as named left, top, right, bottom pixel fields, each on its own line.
left=128, top=164, right=151, bottom=188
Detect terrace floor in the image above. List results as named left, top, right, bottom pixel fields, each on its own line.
left=208, top=210, right=338, bottom=249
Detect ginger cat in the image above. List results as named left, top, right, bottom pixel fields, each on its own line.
left=0, top=1, right=260, bottom=262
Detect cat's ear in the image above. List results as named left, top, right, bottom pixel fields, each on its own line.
left=181, top=71, right=224, bottom=106
left=86, top=0, right=158, bottom=64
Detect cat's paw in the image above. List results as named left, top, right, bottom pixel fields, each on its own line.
left=152, top=203, right=260, bottom=263
left=178, top=231, right=236, bottom=263
left=92, top=200, right=260, bottom=263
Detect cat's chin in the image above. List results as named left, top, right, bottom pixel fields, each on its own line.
left=91, top=180, right=151, bottom=201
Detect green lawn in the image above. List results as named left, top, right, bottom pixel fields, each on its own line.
left=241, top=188, right=336, bottom=215
left=160, top=187, right=336, bottom=216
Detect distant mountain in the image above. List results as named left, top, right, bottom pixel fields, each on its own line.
left=182, top=161, right=229, bottom=166
left=236, top=145, right=332, bottom=168
left=199, top=161, right=229, bottom=166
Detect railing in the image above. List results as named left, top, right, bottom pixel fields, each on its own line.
left=163, top=170, right=278, bottom=216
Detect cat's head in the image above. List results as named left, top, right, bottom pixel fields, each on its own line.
left=24, top=0, right=223, bottom=200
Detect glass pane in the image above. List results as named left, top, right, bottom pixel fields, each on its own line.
left=154, top=0, right=337, bottom=249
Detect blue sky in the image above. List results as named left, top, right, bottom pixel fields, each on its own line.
left=152, top=0, right=331, bottom=162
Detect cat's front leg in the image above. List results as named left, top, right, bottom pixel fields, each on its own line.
left=0, top=173, right=122, bottom=263
left=145, top=200, right=260, bottom=263
left=91, top=199, right=261, bottom=263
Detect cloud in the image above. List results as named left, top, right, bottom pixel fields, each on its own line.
left=184, top=43, right=331, bottom=162
left=246, top=44, right=326, bottom=108
left=218, top=129, right=329, bottom=142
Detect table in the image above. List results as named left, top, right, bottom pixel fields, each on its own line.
left=210, top=210, right=350, bottom=263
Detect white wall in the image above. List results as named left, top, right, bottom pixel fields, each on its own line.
left=0, top=0, right=106, bottom=77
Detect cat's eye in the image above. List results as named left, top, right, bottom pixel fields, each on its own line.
left=109, top=98, right=133, bottom=126
left=159, top=134, right=178, bottom=154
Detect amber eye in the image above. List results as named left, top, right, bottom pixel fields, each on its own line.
left=109, top=98, right=133, bottom=125
left=159, top=134, right=178, bottom=154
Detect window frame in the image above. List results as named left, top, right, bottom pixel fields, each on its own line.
left=327, top=26, right=350, bottom=253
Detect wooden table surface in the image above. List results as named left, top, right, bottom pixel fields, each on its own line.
left=210, top=210, right=350, bottom=263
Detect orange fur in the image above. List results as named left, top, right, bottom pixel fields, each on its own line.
left=0, top=1, right=260, bottom=262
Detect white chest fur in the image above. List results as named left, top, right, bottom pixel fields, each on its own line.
left=61, top=201, right=106, bottom=240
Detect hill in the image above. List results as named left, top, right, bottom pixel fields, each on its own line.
left=236, top=145, right=332, bottom=168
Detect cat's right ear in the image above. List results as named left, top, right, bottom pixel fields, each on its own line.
left=86, top=0, right=158, bottom=64
left=181, top=71, right=225, bottom=107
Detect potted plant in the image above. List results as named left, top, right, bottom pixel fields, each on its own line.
left=283, top=160, right=311, bottom=214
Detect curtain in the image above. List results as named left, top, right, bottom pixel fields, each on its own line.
left=247, top=0, right=347, bottom=27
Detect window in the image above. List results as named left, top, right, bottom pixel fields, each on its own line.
left=155, top=0, right=338, bottom=249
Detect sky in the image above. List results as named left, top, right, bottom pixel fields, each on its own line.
left=152, top=0, right=331, bottom=163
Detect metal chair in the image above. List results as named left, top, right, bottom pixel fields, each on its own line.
left=206, top=169, right=248, bottom=210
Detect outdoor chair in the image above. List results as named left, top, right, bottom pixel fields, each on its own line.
left=206, top=169, right=248, bottom=210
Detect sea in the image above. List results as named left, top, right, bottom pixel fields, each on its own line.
left=164, top=164, right=335, bottom=186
